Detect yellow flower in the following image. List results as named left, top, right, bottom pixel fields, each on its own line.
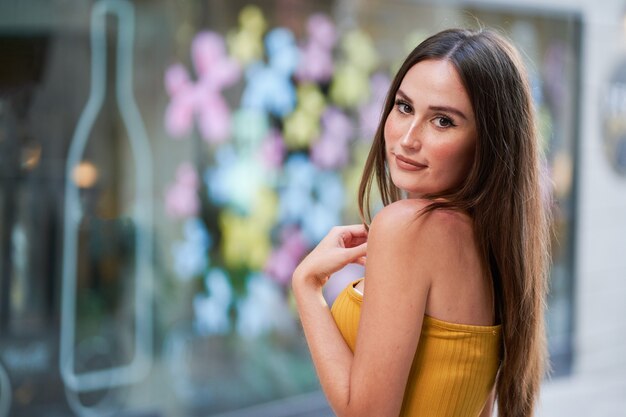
left=330, top=63, right=371, bottom=107
left=283, top=84, right=326, bottom=149
left=329, top=30, right=378, bottom=108
left=342, top=30, right=378, bottom=72
left=342, top=143, right=376, bottom=222
left=219, top=187, right=276, bottom=270
left=227, top=5, right=267, bottom=64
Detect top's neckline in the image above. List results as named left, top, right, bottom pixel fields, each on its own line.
left=346, top=278, right=501, bottom=333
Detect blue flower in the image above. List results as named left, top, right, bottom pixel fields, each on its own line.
left=193, top=268, right=233, bottom=335
left=236, top=273, right=295, bottom=339
left=171, top=218, right=211, bottom=280
left=314, top=169, right=345, bottom=213
left=232, top=108, right=269, bottom=153
left=302, top=202, right=341, bottom=244
left=277, top=154, right=345, bottom=244
left=205, top=145, right=267, bottom=214
left=241, top=28, right=300, bottom=118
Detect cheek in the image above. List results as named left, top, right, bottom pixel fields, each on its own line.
left=383, top=114, right=402, bottom=145
left=432, top=139, right=475, bottom=172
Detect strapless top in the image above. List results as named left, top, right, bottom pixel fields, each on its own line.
left=330, top=279, right=502, bottom=417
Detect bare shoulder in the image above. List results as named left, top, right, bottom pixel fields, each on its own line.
left=369, top=199, right=476, bottom=275
left=370, top=199, right=473, bottom=242
left=367, top=200, right=489, bottom=326
left=369, top=199, right=424, bottom=231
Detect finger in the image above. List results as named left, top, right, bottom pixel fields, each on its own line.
left=337, top=225, right=368, bottom=247
left=338, top=224, right=368, bottom=238
left=353, top=256, right=367, bottom=266
left=346, top=242, right=367, bottom=261
left=345, top=236, right=368, bottom=248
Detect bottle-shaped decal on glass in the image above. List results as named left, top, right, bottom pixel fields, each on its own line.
left=60, top=0, right=153, bottom=402
left=0, top=361, right=10, bottom=417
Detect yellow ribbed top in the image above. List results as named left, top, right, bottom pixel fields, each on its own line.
left=330, top=279, right=502, bottom=417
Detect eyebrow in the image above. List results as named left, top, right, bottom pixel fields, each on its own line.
left=396, top=89, right=468, bottom=121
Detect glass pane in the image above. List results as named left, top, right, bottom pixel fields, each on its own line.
left=0, top=1, right=578, bottom=416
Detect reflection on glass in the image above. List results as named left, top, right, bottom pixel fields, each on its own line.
left=0, top=1, right=580, bottom=415
left=59, top=0, right=153, bottom=406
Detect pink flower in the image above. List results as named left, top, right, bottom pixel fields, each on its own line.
left=259, top=129, right=286, bottom=169
left=310, top=108, right=354, bottom=169
left=164, top=31, right=241, bottom=144
left=265, top=227, right=308, bottom=285
left=310, top=136, right=349, bottom=169
left=164, top=162, right=200, bottom=219
left=296, top=14, right=337, bottom=83
left=359, top=72, right=391, bottom=140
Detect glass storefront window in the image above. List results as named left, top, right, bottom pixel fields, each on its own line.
left=0, top=1, right=579, bottom=415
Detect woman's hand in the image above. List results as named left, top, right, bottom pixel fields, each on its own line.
left=293, top=224, right=368, bottom=291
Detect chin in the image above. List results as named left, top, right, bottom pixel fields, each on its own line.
left=392, top=181, right=426, bottom=198
left=394, top=181, right=436, bottom=198
left=389, top=174, right=424, bottom=197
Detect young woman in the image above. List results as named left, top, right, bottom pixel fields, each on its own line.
left=292, top=28, right=551, bottom=417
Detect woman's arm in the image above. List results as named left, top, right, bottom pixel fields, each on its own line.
left=292, top=224, right=368, bottom=413
left=293, top=200, right=440, bottom=417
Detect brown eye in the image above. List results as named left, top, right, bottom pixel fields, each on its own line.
left=394, top=99, right=412, bottom=114
left=434, top=116, right=455, bottom=128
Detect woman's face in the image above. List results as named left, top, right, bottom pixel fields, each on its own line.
left=384, top=59, right=477, bottom=198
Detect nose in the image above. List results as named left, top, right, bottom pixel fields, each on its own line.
left=399, top=119, right=422, bottom=151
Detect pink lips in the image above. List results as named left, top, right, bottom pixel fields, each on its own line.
left=394, top=154, right=427, bottom=171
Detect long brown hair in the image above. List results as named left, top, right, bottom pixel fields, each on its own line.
left=358, top=28, right=551, bottom=417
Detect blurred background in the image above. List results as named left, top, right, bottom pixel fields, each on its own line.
left=0, top=0, right=624, bottom=416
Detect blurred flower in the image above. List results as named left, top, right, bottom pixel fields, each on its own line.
left=232, top=108, right=269, bottom=154
left=192, top=31, right=241, bottom=88
left=302, top=169, right=345, bottom=243
left=278, top=154, right=316, bottom=225
left=330, top=30, right=378, bottom=107
left=265, top=227, right=308, bottom=285
left=343, top=142, right=375, bottom=220
left=277, top=154, right=344, bottom=244
left=164, top=31, right=240, bottom=143
left=296, top=13, right=337, bottom=83
left=171, top=218, right=211, bottom=281
left=311, top=107, right=354, bottom=169
left=205, top=145, right=269, bottom=214
left=301, top=201, right=341, bottom=245
left=259, top=129, right=286, bottom=170
left=313, top=169, right=345, bottom=214
left=322, top=106, right=355, bottom=139
left=359, top=72, right=391, bottom=140
left=216, top=186, right=278, bottom=270
left=241, top=28, right=299, bottom=118
left=164, top=162, right=200, bottom=219
left=310, top=136, right=349, bottom=170
left=227, top=5, right=267, bottom=64
left=220, top=204, right=273, bottom=271
left=193, top=268, right=233, bottom=335
left=163, top=14, right=386, bottom=339
left=252, top=186, right=279, bottom=230
left=236, top=273, right=295, bottom=339
left=283, top=84, right=326, bottom=149
left=330, top=65, right=370, bottom=108
left=342, top=30, right=378, bottom=72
